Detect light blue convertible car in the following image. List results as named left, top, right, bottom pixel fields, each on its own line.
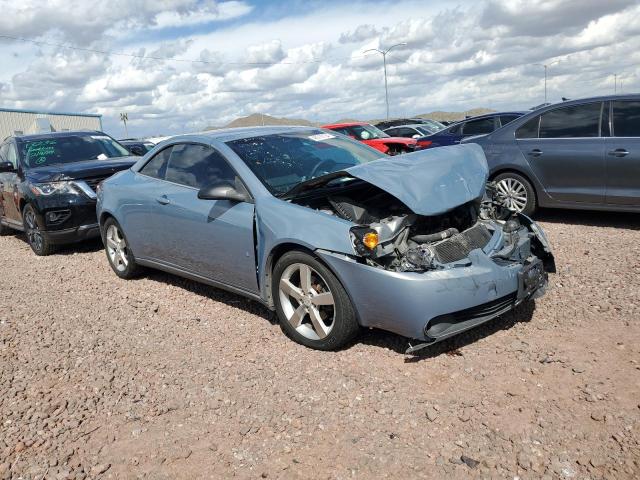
left=96, top=127, right=555, bottom=353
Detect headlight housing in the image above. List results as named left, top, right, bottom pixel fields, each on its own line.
left=350, top=226, right=379, bottom=256
left=30, top=181, right=80, bottom=196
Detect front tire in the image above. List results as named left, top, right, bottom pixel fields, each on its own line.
left=23, top=204, right=55, bottom=256
left=103, top=217, right=141, bottom=279
left=273, top=251, right=359, bottom=350
left=493, top=172, right=537, bottom=216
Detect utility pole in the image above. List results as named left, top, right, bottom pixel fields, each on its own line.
left=120, top=112, right=129, bottom=138
left=364, top=43, right=407, bottom=119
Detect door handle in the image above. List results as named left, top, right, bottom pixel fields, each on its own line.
left=528, top=149, right=543, bottom=157
left=608, top=148, right=629, bottom=157
left=155, top=195, right=170, bottom=205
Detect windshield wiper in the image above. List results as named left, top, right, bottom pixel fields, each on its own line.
left=279, top=171, right=352, bottom=200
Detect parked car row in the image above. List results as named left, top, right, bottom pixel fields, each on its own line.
left=0, top=125, right=555, bottom=353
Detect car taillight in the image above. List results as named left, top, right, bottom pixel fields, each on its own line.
left=417, top=140, right=433, bottom=148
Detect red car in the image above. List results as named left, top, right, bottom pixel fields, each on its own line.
left=321, top=122, right=418, bottom=155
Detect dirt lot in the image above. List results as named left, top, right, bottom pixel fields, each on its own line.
left=1, top=210, right=640, bottom=479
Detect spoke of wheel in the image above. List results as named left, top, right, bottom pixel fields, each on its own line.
left=311, top=291, right=334, bottom=306
left=280, top=278, right=304, bottom=302
left=106, top=237, right=118, bottom=250
left=496, top=182, right=509, bottom=195
left=308, top=306, right=329, bottom=339
left=299, top=264, right=312, bottom=294
left=121, top=249, right=129, bottom=266
left=288, top=304, right=306, bottom=328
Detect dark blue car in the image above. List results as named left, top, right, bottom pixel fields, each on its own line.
left=415, top=111, right=526, bottom=149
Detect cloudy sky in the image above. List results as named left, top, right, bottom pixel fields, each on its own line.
left=0, top=0, right=638, bottom=137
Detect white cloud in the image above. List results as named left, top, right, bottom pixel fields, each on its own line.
left=0, top=0, right=638, bottom=136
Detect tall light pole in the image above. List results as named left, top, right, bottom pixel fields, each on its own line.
left=364, top=43, right=407, bottom=119
left=614, top=74, right=618, bottom=94
left=533, top=61, right=559, bottom=104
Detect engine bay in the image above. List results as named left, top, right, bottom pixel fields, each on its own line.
left=292, top=180, right=505, bottom=272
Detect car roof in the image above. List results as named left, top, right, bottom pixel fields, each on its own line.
left=13, top=130, right=104, bottom=141
left=167, top=125, right=324, bottom=144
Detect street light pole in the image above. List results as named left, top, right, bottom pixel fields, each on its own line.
left=120, top=112, right=129, bottom=138
left=533, top=61, right=559, bottom=104
left=364, top=43, right=407, bottom=119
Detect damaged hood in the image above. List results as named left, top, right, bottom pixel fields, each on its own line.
left=345, top=143, right=488, bottom=216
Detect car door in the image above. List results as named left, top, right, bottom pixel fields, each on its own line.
left=145, top=143, right=259, bottom=293
left=605, top=99, right=640, bottom=205
left=0, top=142, right=22, bottom=225
left=515, top=102, right=605, bottom=204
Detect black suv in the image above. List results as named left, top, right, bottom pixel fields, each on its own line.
left=0, top=131, right=137, bottom=255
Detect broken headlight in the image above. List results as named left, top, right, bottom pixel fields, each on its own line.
left=350, top=226, right=379, bottom=256
left=400, top=245, right=435, bottom=272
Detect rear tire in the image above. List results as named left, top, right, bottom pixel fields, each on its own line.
left=273, top=251, right=359, bottom=350
left=23, top=204, right=55, bottom=256
left=493, top=172, right=537, bottom=216
left=102, top=217, right=141, bottom=279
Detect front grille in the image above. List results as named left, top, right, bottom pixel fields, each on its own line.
left=431, top=223, right=492, bottom=264
left=425, top=292, right=517, bottom=337
left=82, top=176, right=110, bottom=192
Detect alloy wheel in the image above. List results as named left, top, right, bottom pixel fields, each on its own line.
left=278, top=262, right=335, bottom=340
left=106, top=224, right=129, bottom=272
left=495, top=177, right=528, bottom=212
left=24, top=209, right=44, bottom=252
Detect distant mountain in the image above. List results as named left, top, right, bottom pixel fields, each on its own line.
left=413, top=108, right=496, bottom=123
left=205, top=113, right=315, bottom=130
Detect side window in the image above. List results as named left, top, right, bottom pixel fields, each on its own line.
left=612, top=100, right=640, bottom=137
left=516, top=116, right=540, bottom=139
left=462, top=118, right=494, bottom=135
left=0, top=144, right=8, bottom=162
left=6, top=143, right=18, bottom=168
left=385, top=128, right=399, bottom=137
left=140, top=146, right=172, bottom=179
left=500, top=115, right=520, bottom=127
left=539, top=102, right=601, bottom=138
left=165, top=144, right=235, bottom=189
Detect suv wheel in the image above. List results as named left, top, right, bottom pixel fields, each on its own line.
left=23, top=204, right=55, bottom=256
left=103, top=217, right=141, bottom=279
left=493, top=172, right=537, bottom=216
left=273, top=251, right=359, bottom=350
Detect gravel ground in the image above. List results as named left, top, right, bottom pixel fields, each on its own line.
left=1, top=209, right=640, bottom=479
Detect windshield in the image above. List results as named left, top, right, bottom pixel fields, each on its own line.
left=19, top=133, right=130, bottom=168
left=423, top=120, right=446, bottom=131
left=226, top=130, right=383, bottom=195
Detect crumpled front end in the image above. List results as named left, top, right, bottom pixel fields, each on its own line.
left=292, top=179, right=554, bottom=352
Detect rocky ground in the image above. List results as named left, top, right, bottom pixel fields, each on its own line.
left=1, top=209, right=639, bottom=479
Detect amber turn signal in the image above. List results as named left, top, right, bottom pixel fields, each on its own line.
left=362, top=232, right=379, bottom=250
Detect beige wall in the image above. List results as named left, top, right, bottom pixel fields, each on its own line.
left=0, top=110, right=102, bottom=140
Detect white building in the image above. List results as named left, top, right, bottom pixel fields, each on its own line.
left=0, top=108, right=103, bottom=140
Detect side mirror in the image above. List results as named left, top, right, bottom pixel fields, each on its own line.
left=129, top=146, right=145, bottom=156
left=412, top=134, right=421, bottom=139
left=198, top=181, right=250, bottom=203
left=0, top=161, right=15, bottom=173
